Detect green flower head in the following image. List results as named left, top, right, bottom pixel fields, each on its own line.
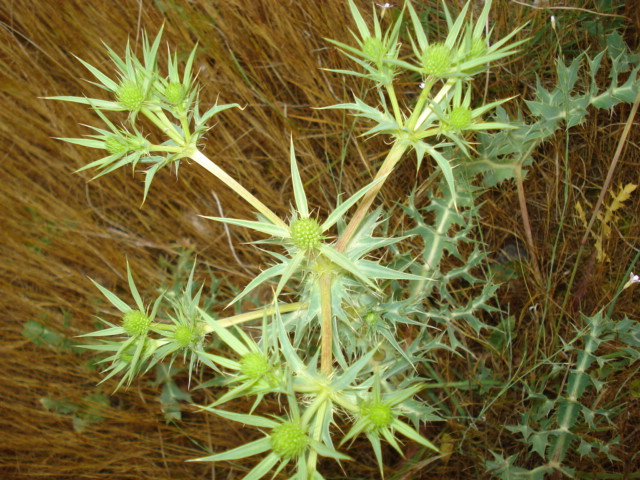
left=122, top=309, right=152, bottom=337
left=421, top=43, right=452, bottom=76
left=116, top=79, right=146, bottom=111
left=446, top=105, right=473, bottom=130
left=360, top=400, right=394, bottom=432
left=104, top=136, right=129, bottom=155
left=269, top=421, right=310, bottom=459
left=363, top=37, right=387, bottom=62
left=164, top=82, right=184, bottom=105
left=240, top=351, right=271, bottom=379
left=290, top=217, right=322, bottom=250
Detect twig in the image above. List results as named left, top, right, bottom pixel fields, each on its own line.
left=581, top=89, right=640, bottom=247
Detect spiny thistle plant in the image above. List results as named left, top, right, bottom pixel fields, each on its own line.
left=48, top=0, right=640, bottom=478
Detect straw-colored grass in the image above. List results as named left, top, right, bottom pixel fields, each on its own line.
left=1, top=0, right=638, bottom=478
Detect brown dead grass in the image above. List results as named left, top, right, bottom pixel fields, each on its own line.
left=1, top=0, right=638, bottom=478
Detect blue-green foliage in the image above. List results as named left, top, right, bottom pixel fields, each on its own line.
left=403, top=179, right=498, bottom=351
left=487, top=310, right=640, bottom=478
left=464, top=32, right=640, bottom=187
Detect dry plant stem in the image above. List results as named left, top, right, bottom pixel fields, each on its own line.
left=189, top=150, right=288, bottom=229
left=581, top=88, right=640, bottom=247
left=515, top=161, right=543, bottom=285
left=559, top=89, right=640, bottom=318
left=319, top=273, right=333, bottom=376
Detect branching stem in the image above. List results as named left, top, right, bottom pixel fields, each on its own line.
left=335, top=141, right=407, bottom=253
left=190, top=150, right=288, bottom=229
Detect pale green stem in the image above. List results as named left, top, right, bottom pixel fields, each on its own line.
left=319, top=273, right=333, bottom=376
left=409, top=78, right=456, bottom=132
left=141, top=107, right=183, bottom=145
left=409, top=189, right=456, bottom=298
left=550, top=318, right=601, bottom=464
left=406, top=78, right=435, bottom=131
left=149, top=145, right=183, bottom=153
left=324, top=143, right=406, bottom=378
left=306, top=396, right=329, bottom=473
left=385, top=83, right=403, bottom=127
left=301, top=390, right=329, bottom=425
left=293, top=383, right=324, bottom=395
left=155, top=108, right=184, bottom=142
left=202, top=302, right=306, bottom=333
left=335, top=80, right=455, bottom=254
left=335, top=141, right=408, bottom=253
left=174, top=107, right=192, bottom=144
left=189, top=150, right=288, bottom=229
left=331, top=393, right=358, bottom=412
left=321, top=79, right=457, bottom=378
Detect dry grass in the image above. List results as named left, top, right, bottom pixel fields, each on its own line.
left=1, top=0, right=638, bottom=478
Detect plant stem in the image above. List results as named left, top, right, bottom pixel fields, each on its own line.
left=335, top=141, right=407, bottom=252
left=335, top=80, right=455, bottom=253
left=581, top=88, right=640, bottom=247
left=149, top=145, right=183, bottom=153
left=306, top=396, right=329, bottom=474
left=141, top=107, right=183, bottom=145
left=190, top=150, right=288, bottom=229
left=385, top=82, right=403, bottom=126
left=515, top=163, right=543, bottom=285
left=410, top=78, right=455, bottom=131
left=319, top=273, right=333, bottom=376
left=204, top=302, right=307, bottom=332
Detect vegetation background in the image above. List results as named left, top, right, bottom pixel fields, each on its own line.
left=1, top=0, right=638, bottom=478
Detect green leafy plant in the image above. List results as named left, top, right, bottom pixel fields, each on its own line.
left=48, top=0, right=640, bottom=478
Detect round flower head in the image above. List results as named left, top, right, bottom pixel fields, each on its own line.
left=421, top=43, right=452, bottom=76
left=164, top=82, right=184, bottom=105
left=364, top=311, right=380, bottom=325
left=363, top=37, right=387, bottom=62
left=290, top=218, right=322, bottom=250
left=446, top=105, right=473, bottom=130
left=240, top=352, right=271, bottom=379
left=469, top=37, right=487, bottom=58
left=116, top=80, right=146, bottom=111
left=122, top=310, right=152, bottom=337
left=269, top=421, right=310, bottom=459
left=173, top=324, right=198, bottom=348
left=360, top=400, right=393, bottom=431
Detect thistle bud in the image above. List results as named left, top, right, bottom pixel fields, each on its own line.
left=269, top=421, right=310, bottom=459
left=290, top=218, right=322, bottom=250
left=164, top=82, right=184, bottom=105
left=360, top=401, right=393, bottom=431
left=446, top=105, right=473, bottom=130
left=421, top=43, right=452, bottom=76
left=122, top=310, right=152, bottom=337
left=116, top=80, right=146, bottom=111
left=363, top=37, right=387, bottom=62
left=104, top=136, right=128, bottom=155
left=240, top=352, right=271, bottom=379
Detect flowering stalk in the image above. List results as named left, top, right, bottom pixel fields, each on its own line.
left=189, top=150, right=287, bottom=229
